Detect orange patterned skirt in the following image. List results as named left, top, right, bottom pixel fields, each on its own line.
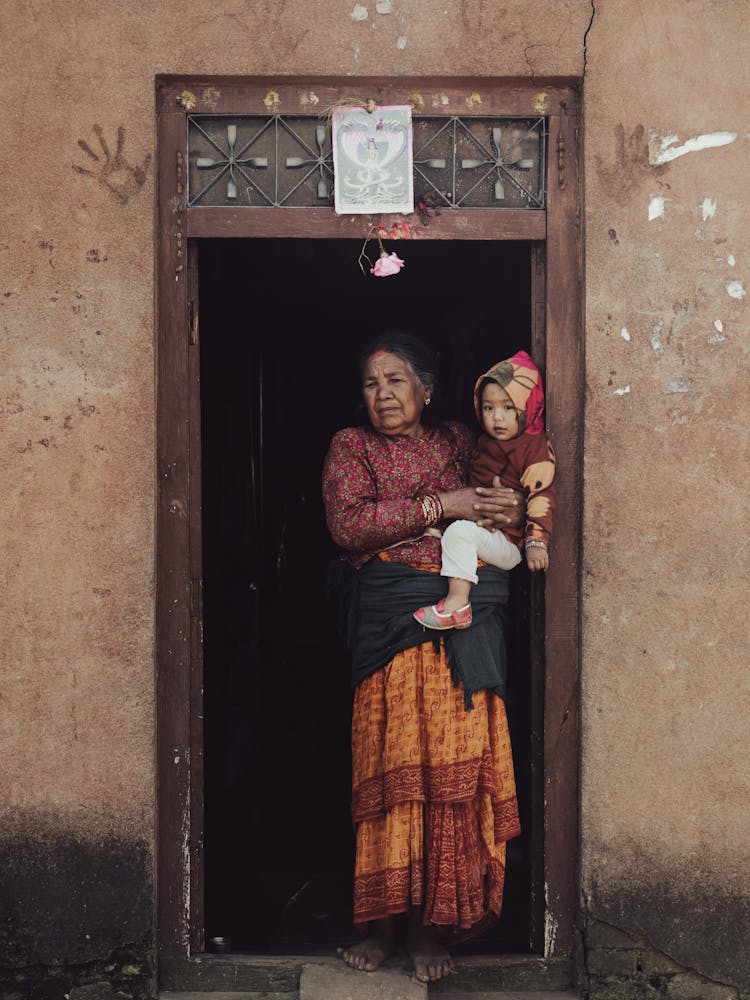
left=351, top=635, right=521, bottom=931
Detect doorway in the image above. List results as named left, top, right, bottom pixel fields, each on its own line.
left=155, top=75, right=581, bottom=968
left=198, top=237, right=537, bottom=953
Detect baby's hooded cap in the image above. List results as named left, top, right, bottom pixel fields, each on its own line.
left=473, top=350, right=546, bottom=435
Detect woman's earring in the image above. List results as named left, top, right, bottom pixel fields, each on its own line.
left=425, top=397, right=431, bottom=406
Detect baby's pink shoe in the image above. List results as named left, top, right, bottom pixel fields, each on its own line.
left=414, top=599, right=473, bottom=631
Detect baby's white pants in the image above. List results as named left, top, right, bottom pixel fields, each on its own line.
left=440, top=518, right=522, bottom=584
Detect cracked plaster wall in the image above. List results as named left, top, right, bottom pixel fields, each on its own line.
left=582, top=1, right=750, bottom=994
left=0, top=0, right=747, bottom=994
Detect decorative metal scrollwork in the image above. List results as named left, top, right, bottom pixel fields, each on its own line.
left=187, top=114, right=546, bottom=209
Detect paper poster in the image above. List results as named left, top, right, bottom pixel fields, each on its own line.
left=332, top=105, right=414, bottom=215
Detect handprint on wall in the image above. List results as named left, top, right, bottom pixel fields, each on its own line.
left=73, top=125, right=151, bottom=205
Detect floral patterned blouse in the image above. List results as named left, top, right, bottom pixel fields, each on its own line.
left=322, top=421, right=474, bottom=569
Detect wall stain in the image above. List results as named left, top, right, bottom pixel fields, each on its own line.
left=244, top=0, right=289, bottom=15
left=585, top=877, right=750, bottom=994
left=595, top=124, right=668, bottom=201
left=72, top=126, right=151, bottom=206
left=201, top=87, right=221, bottom=110
left=524, top=28, right=564, bottom=80
left=459, top=0, right=500, bottom=31
left=38, top=240, right=55, bottom=268
left=1, top=395, right=24, bottom=417
left=72, top=290, right=87, bottom=317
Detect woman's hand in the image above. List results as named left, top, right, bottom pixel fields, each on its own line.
left=474, top=475, right=525, bottom=529
left=439, top=476, right=525, bottom=529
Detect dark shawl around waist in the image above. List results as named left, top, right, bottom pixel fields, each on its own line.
left=328, top=559, right=510, bottom=708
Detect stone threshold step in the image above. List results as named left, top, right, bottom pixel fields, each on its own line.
left=160, top=952, right=574, bottom=995
left=162, top=993, right=577, bottom=1000
left=162, top=992, right=578, bottom=1000
left=161, top=994, right=291, bottom=1000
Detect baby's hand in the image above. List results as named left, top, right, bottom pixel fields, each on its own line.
left=525, top=547, right=549, bottom=572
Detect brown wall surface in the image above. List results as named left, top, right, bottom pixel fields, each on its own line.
left=582, top=1, right=750, bottom=995
left=1, top=0, right=748, bottom=996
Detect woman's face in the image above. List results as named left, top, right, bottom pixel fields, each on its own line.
left=362, top=350, right=430, bottom=438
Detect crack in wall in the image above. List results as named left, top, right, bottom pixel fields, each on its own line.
left=583, top=0, right=595, bottom=79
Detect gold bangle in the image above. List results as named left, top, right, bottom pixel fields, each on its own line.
left=418, top=493, right=443, bottom=527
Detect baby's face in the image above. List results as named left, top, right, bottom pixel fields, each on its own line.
left=480, top=382, right=520, bottom=441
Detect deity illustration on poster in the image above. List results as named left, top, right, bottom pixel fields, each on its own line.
left=332, top=105, right=414, bottom=215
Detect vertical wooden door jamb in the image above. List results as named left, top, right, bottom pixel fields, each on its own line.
left=528, top=241, right=547, bottom=954
left=156, top=84, right=195, bottom=959
left=187, top=241, right=205, bottom=953
left=541, top=102, right=583, bottom=958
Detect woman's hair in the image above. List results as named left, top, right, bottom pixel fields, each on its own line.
left=358, top=331, right=439, bottom=393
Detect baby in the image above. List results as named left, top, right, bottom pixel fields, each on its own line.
left=414, top=350, right=556, bottom=631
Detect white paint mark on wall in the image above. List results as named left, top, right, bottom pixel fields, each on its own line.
left=727, top=254, right=736, bottom=267
left=649, top=196, right=666, bottom=221
left=613, top=385, right=631, bottom=396
left=708, top=330, right=726, bottom=345
left=352, top=4, right=368, bottom=20
left=701, top=198, right=716, bottom=221
left=300, top=91, right=320, bottom=107
left=621, top=327, right=631, bottom=341
left=714, top=319, right=724, bottom=333
left=396, top=35, right=407, bottom=48
left=432, top=93, right=450, bottom=108
left=726, top=280, right=746, bottom=299
left=649, top=130, right=738, bottom=165
left=665, top=379, right=691, bottom=393
left=376, top=0, right=393, bottom=11
left=651, top=319, right=665, bottom=353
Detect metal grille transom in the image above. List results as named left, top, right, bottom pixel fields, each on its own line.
left=187, top=114, right=547, bottom=210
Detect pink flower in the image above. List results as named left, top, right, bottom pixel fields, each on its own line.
left=371, top=252, right=405, bottom=277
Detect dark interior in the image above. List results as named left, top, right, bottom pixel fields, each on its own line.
left=198, top=236, right=539, bottom=954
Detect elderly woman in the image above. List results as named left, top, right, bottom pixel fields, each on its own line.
left=322, top=332, right=523, bottom=983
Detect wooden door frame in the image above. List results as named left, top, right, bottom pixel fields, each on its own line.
left=155, top=75, right=582, bottom=963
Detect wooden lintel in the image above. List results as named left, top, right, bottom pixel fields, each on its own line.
left=186, top=208, right=546, bottom=241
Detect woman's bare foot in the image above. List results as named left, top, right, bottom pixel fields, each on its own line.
left=406, top=913, right=455, bottom=983
left=337, top=917, right=396, bottom=973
